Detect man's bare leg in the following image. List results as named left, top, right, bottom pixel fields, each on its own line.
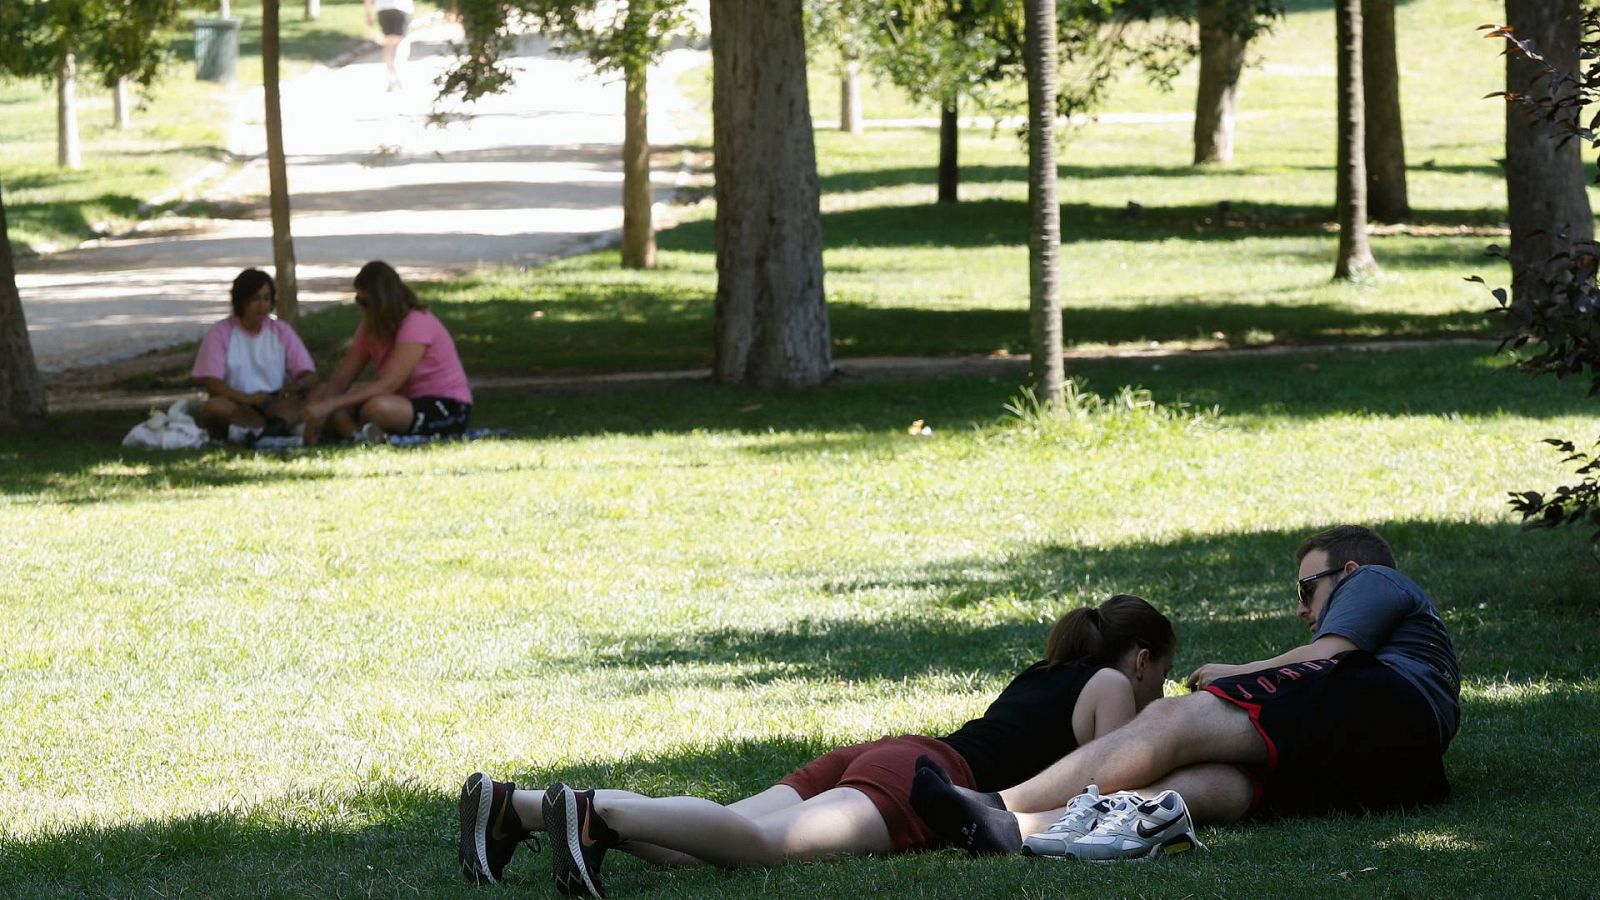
left=911, top=692, right=1267, bottom=852
left=1002, top=692, right=1267, bottom=813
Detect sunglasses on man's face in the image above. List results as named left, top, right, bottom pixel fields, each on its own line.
left=1297, top=566, right=1343, bottom=606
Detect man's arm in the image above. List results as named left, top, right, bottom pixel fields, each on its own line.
left=1185, top=634, right=1358, bottom=691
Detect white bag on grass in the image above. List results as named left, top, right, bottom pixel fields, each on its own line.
left=122, top=398, right=208, bottom=450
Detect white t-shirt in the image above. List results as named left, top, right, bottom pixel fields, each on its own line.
left=225, top=326, right=289, bottom=394
left=375, top=0, right=415, bottom=13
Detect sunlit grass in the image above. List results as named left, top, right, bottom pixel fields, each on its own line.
left=1, top=344, right=1597, bottom=897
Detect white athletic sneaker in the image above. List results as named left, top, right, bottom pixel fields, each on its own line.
left=1063, top=789, right=1206, bottom=862
left=1021, top=785, right=1135, bottom=858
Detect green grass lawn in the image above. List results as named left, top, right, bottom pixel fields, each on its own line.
left=241, top=0, right=1545, bottom=380
left=1, top=343, right=1596, bottom=897
left=5, top=0, right=1599, bottom=896
left=0, top=0, right=442, bottom=254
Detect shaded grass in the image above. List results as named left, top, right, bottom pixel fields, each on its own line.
left=1, top=344, right=1597, bottom=897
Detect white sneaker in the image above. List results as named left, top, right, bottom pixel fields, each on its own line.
left=1063, top=789, right=1206, bottom=862
left=226, top=424, right=261, bottom=445
left=358, top=422, right=388, bottom=445
left=1021, top=785, right=1135, bottom=858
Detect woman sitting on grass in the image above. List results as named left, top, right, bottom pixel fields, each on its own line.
left=191, top=268, right=318, bottom=442
left=458, top=594, right=1177, bottom=897
left=300, top=261, right=473, bottom=444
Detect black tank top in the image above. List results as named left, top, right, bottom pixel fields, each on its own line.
left=938, top=661, right=1099, bottom=792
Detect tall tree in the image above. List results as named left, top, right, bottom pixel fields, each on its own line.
left=1191, top=0, right=1280, bottom=165
left=709, top=0, right=832, bottom=387
left=446, top=0, right=695, bottom=270
left=7, top=0, right=181, bottom=170
left=1502, top=0, right=1591, bottom=305
left=1192, top=0, right=1244, bottom=164
left=1332, top=0, right=1375, bottom=279
left=875, top=0, right=1021, bottom=205
left=0, top=184, right=48, bottom=431
left=1024, top=0, right=1061, bottom=405
left=1361, top=0, right=1406, bottom=221
left=804, top=0, right=873, bottom=133
left=57, top=51, right=82, bottom=169
left=262, top=0, right=301, bottom=321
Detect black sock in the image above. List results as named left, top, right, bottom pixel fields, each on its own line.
left=495, top=783, right=529, bottom=838
left=909, top=767, right=1021, bottom=856
left=581, top=790, right=620, bottom=850
left=915, top=754, right=951, bottom=784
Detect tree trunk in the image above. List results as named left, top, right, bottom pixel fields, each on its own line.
left=1504, top=0, right=1593, bottom=304
left=113, top=76, right=131, bottom=129
left=840, top=57, right=863, bottom=134
left=0, top=186, right=48, bottom=430
left=1024, top=0, right=1063, bottom=406
left=57, top=52, right=81, bottom=170
left=305, top=0, right=320, bottom=19
left=1193, top=0, right=1246, bottom=165
left=263, top=0, right=300, bottom=322
left=937, top=102, right=958, bottom=203
left=709, top=0, right=831, bottom=388
left=220, top=0, right=232, bottom=17
left=1362, top=0, right=1408, bottom=221
left=621, top=56, right=657, bottom=270
left=1333, top=0, right=1377, bottom=279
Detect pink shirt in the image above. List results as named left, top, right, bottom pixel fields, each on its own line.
left=191, top=316, right=314, bottom=390
left=354, top=309, right=473, bottom=405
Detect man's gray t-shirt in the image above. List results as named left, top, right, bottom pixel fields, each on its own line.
left=1313, top=565, right=1460, bottom=748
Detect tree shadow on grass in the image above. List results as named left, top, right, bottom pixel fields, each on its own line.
left=19, top=346, right=1584, bottom=504
left=659, top=199, right=1505, bottom=257
left=6, top=193, right=145, bottom=250
left=816, top=160, right=1500, bottom=196
left=579, top=520, right=1597, bottom=690
left=1, top=522, right=1592, bottom=898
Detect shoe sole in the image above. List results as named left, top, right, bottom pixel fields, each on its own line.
left=547, top=783, right=604, bottom=899
left=1068, top=829, right=1206, bottom=863
left=459, top=772, right=496, bottom=884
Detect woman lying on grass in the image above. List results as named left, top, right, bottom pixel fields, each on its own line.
left=457, top=594, right=1176, bottom=897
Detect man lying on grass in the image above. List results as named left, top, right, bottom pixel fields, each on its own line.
left=910, top=524, right=1460, bottom=862
left=457, top=595, right=1177, bottom=897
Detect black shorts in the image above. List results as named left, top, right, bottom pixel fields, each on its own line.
left=1204, top=650, right=1449, bottom=818
left=377, top=8, right=410, bottom=36
left=407, top=396, right=470, bottom=436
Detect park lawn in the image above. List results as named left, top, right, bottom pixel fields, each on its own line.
left=1, top=342, right=1597, bottom=897
left=0, top=0, right=443, bottom=255
left=258, top=0, right=1541, bottom=379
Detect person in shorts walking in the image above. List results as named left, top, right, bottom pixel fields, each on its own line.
left=910, top=524, right=1460, bottom=862
left=365, top=0, right=414, bottom=90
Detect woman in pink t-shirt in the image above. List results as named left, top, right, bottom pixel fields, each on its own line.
left=301, top=261, right=473, bottom=444
left=191, top=268, right=318, bottom=441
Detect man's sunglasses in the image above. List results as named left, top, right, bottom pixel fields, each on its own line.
left=1297, top=566, right=1343, bottom=606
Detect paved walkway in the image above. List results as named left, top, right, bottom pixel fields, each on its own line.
left=18, top=21, right=706, bottom=376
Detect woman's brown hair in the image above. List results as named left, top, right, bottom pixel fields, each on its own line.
left=354, top=260, right=424, bottom=343
left=1044, top=594, right=1175, bottom=668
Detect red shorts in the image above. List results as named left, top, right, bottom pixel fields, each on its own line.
left=777, top=735, right=975, bottom=851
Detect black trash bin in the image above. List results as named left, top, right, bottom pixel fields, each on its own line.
left=194, top=18, right=241, bottom=84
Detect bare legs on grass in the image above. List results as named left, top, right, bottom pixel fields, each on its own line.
left=511, top=784, right=893, bottom=868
